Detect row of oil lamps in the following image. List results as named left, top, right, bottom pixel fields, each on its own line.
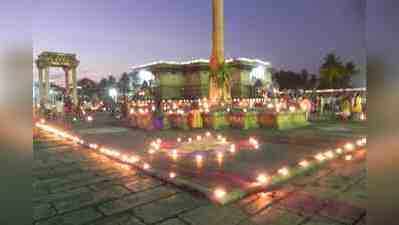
left=35, top=119, right=366, bottom=201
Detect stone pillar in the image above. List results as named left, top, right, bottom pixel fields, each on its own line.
left=211, top=0, right=225, bottom=66
left=71, top=67, right=78, bottom=105
left=209, top=0, right=225, bottom=103
left=63, top=67, right=70, bottom=97
left=38, top=67, right=44, bottom=107
left=43, top=67, right=50, bottom=107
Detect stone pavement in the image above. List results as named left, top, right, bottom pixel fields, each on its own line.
left=34, top=130, right=366, bottom=225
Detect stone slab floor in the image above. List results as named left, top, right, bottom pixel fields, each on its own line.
left=33, top=130, right=366, bottom=225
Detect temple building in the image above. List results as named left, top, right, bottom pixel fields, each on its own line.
left=130, top=58, right=272, bottom=99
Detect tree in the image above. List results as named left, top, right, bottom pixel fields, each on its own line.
left=319, top=53, right=358, bottom=89
left=341, top=61, right=357, bottom=88
left=118, top=73, right=130, bottom=97
left=77, top=78, right=98, bottom=100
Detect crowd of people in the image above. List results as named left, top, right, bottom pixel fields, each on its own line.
left=282, top=91, right=366, bottom=121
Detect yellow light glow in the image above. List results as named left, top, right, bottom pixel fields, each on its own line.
left=344, top=143, right=355, bottom=151
left=177, top=138, right=182, bottom=143
left=229, top=144, right=236, bottom=153
left=169, top=172, right=176, bottom=179
left=188, top=138, right=192, bottom=143
left=196, top=154, right=203, bottom=163
left=336, top=148, right=343, bottom=154
left=214, top=188, right=226, bottom=199
left=256, top=174, right=270, bottom=184
left=299, top=160, right=309, bottom=168
left=278, top=167, right=289, bottom=176
left=89, top=144, right=98, bottom=149
left=148, top=149, right=156, bottom=155
left=143, top=163, right=150, bottom=170
left=197, top=135, right=202, bottom=141
left=324, top=151, right=334, bottom=159
left=345, top=155, right=353, bottom=161
left=315, top=153, right=326, bottom=162
left=205, top=132, right=211, bottom=137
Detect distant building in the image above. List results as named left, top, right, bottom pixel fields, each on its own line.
left=130, top=58, right=272, bottom=99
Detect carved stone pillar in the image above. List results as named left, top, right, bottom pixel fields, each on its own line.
left=63, top=66, right=70, bottom=97
left=38, top=67, right=44, bottom=107
left=43, top=67, right=50, bottom=107
left=71, top=67, right=78, bottom=105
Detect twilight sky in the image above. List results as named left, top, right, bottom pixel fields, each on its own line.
left=33, top=0, right=366, bottom=86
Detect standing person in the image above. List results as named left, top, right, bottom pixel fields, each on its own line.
left=320, top=94, right=325, bottom=115
left=352, top=93, right=363, bottom=119
left=341, top=96, right=351, bottom=121
left=55, top=96, right=64, bottom=121
left=300, top=96, right=312, bottom=121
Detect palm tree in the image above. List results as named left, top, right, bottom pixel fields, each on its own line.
left=342, top=61, right=357, bottom=88
left=319, top=53, right=345, bottom=88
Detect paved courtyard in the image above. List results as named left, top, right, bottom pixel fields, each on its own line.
left=34, top=118, right=366, bottom=225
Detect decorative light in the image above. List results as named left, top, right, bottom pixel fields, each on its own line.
left=324, top=150, right=335, bottom=159
left=73, top=117, right=77, bottom=122
left=299, top=160, right=309, bottom=168
left=127, top=156, right=140, bottom=164
left=188, top=138, right=192, bottom=143
left=148, top=149, right=156, bottom=155
left=289, top=106, right=296, bottom=112
left=169, top=172, right=176, bottom=179
left=356, top=139, right=364, bottom=147
left=87, top=116, right=93, bottom=122
left=171, top=149, right=179, bottom=160
left=345, top=155, right=353, bottom=161
left=196, top=135, right=202, bottom=141
left=217, top=135, right=222, bottom=140
left=156, top=138, right=162, bottom=144
left=229, top=144, right=236, bottom=153
left=256, top=174, right=270, bottom=184
left=278, top=167, right=290, bottom=176
left=89, top=143, right=98, bottom=150
left=336, top=148, right=343, bottom=154
left=205, top=132, right=211, bottom=137
left=143, top=163, right=150, bottom=170
left=195, top=154, right=203, bottom=163
left=315, top=153, right=326, bottom=162
left=217, top=152, right=224, bottom=160
left=221, top=138, right=227, bottom=144
left=177, top=138, right=182, bottom=143
left=214, top=188, right=226, bottom=199
left=40, top=118, right=46, bottom=124
left=344, top=143, right=355, bottom=151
